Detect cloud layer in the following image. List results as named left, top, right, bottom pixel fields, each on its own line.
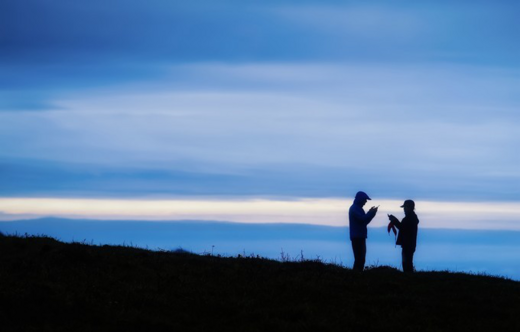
left=1, top=63, right=519, bottom=201
left=1, top=1, right=519, bottom=227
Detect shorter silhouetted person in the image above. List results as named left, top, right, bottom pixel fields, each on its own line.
left=349, top=191, right=378, bottom=271
left=388, top=200, right=419, bottom=272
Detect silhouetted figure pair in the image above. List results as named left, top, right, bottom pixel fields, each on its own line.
left=348, top=191, right=378, bottom=271
left=388, top=200, right=419, bottom=272
left=348, top=191, right=420, bottom=273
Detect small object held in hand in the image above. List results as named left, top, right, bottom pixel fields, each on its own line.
left=387, top=214, right=397, bottom=236
left=387, top=221, right=397, bottom=235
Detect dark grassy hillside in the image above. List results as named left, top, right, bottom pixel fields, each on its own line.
left=0, top=235, right=519, bottom=332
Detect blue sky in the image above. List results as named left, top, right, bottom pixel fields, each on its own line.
left=1, top=1, right=519, bottom=228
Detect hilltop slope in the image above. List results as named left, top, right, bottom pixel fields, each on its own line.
left=0, top=235, right=518, bottom=331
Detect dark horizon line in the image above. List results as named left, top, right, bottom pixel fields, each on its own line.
left=4, top=216, right=520, bottom=234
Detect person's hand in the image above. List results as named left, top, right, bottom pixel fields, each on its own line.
left=370, top=206, right=379, bottom=213
left=388, top=214, right=398, bottom=223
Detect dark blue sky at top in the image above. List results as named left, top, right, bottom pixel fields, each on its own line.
left=1, top=0, right=519, bottom=201
left=2, top=0, right=518, bottom=93
left=2, top=0, right=518, bottom=108
left=2, top=0, right=518, bottom=63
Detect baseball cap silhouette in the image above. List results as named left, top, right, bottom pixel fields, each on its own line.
left=400, top=200, right=415, bottom=209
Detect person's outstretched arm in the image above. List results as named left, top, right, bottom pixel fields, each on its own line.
left=352, top=206, right=378, bottom=225
left=388, top=214, right=401, bottom=229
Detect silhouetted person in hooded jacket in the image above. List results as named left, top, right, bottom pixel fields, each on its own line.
left=349, top=191, right=378, bottom=271
left=388, top=200, right=419, bottom=272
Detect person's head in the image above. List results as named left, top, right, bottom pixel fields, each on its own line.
left=400, top=199, right=415, bottom=215
left=354, top=191, right=371, bottom=207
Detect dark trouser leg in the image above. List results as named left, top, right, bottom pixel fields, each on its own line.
left=402, top=247, right=415, bottom=272
left=351, top=238, right=366, bottom=271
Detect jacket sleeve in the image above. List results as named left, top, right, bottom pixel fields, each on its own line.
left=351, top=206, right=376, bottom=225
left=393, top=218, right=403, bottom=230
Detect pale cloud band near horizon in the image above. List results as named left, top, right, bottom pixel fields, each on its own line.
left=1, top=198, right=519, bottom=231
